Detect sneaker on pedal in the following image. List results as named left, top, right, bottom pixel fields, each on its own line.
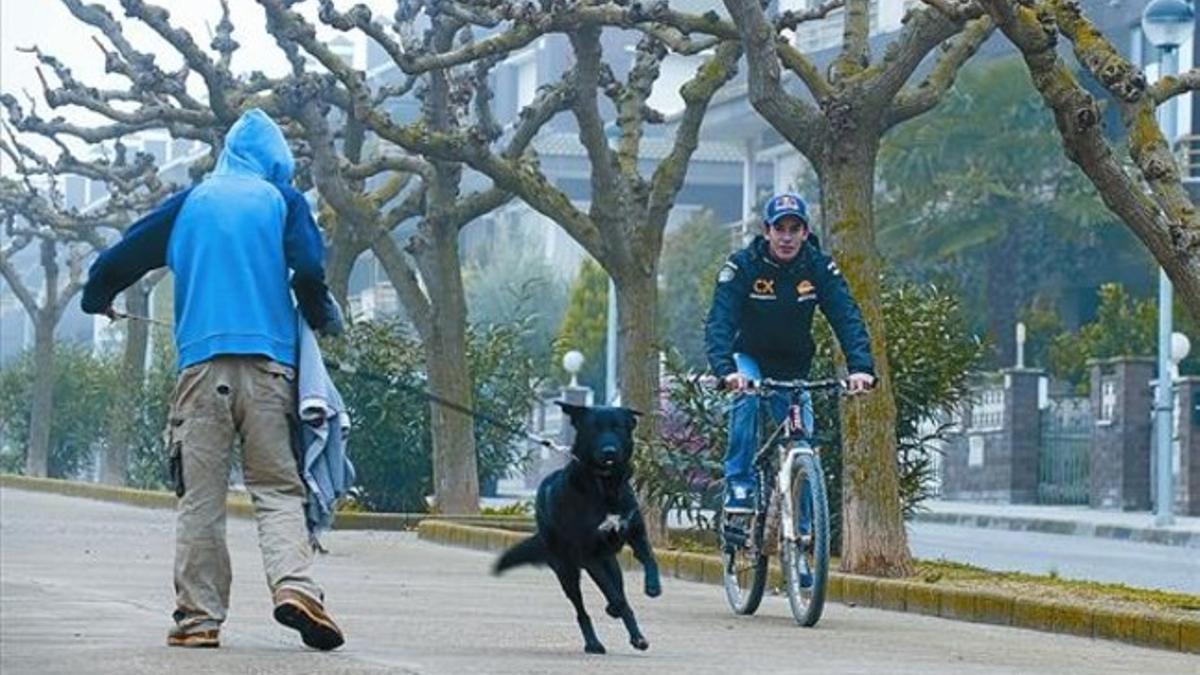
left=724, top=483, right=755, bottom=514
left=796, top=552, right=813, bottom=588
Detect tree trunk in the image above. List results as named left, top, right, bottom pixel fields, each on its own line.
left=614, top=267, right=666, bottom=543
left=821, top=144, right=913, bottom=577
left=25, top=314, right=56, bottom=478
left=325, top=230, right=360, bottom=316
left=101, top=282, right=152, bottom=485
left=418, top=229, right=480, bottom=514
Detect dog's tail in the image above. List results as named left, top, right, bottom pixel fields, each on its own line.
left=493, top=534, right=548, bottom=575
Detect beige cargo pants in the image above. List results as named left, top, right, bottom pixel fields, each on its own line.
left=167, top=355, right=321, bottom=632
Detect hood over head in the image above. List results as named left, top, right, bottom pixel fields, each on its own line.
left=213, top=108, right=294, bottom=185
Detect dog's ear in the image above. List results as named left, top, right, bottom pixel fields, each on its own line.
left=619, top=407, right=642, bottom=431
left=556, top=401, right=588, bottom=427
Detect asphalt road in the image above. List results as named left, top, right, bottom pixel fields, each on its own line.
left=1, top=487, right=1195, bottom=674
left=907, top=522, right=1200, bottom=594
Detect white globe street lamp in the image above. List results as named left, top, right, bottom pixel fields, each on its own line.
left=1143, top=0, right=1195, bottom=48
left=1171, top=331, right=1192, bottom=363
left=1142, top=0, right=1195, bottom=526
left=562, top=350, right=585, bottom=388
left=1171, top=331, right=1192, bottom=380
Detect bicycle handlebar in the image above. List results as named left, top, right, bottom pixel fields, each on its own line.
left=757, top=377, right=843, bottom=391
left=711, top=376, right=853, bottom=393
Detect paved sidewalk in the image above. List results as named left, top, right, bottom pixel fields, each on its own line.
left=4, top=487, right=1196, bottom=674
left=913, top=500, right=1200, bottom=547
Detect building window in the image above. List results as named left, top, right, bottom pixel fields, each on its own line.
left=972, top=386, right=1004, bottom=431
left=791, top=0, right=881, bottom=54
left=1098, top=377, right=1117, bottom=423
left=968, top=435, right=985, bottom=468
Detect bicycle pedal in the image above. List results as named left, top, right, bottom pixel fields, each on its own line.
left=722, top=527, right=748, bottom=551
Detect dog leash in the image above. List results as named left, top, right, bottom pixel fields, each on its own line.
left=324, top=358, right=571, bottom=455
left=109, top=310, right=173, bottom=328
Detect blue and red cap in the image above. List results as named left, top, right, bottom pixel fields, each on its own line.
left=762, top=193, right=809, bottom=227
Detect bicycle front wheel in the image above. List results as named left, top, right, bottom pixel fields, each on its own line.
left=719, top=508, right=768, bottom=615
left=781, top=449, right=829, bottom=627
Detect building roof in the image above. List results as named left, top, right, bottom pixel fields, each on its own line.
left=531, top=131, right=745, bottom=163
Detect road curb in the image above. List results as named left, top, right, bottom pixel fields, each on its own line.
left=416, top=519, right=1199, bottom=655
left=910, top=511, right=1200, bottom=548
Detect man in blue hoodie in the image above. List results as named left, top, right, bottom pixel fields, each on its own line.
left=82, top=109, right=345, bottom=650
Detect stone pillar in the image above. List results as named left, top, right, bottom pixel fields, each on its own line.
left=940, top=368, right=1043, bottom=502
left=1004, top=368, right=1044, bottom=504
left=1089, top=357, right=1154, bottom=511
left=1174, top=376, right=1200, bottom=516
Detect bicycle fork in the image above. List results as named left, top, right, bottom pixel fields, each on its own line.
left=777, top=444, right=815, bottom=545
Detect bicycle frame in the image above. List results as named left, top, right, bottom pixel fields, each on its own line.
left=750, top=389, right=815, bottom=546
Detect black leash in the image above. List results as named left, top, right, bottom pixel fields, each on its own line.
left=323, top=358, right=567, bottom=454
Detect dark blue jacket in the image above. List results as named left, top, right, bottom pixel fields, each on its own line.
left=81, top=110, right=341, bottom=369
left=704, top=235, right=874, bottom=380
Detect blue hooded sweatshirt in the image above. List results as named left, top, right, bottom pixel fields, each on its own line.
left=81, top=109, right=341, bottom=369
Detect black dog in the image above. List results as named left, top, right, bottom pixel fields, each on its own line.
left=493, top=403, right=661, bottom=654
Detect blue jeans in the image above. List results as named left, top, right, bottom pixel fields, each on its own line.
left=724, top=354, right=815, bottom=490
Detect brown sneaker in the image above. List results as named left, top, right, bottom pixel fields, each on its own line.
left=273, top=587, right=344, bottom=651
left=167, top=626, right=220, bottom=648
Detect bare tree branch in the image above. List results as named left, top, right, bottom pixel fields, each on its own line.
left=646, top=41, right=741, bottom=254
left=888, top=15, right=995, bottom=127
left=569, top=26, right=626, bottom=239
left=0, top=234, right=38, bottom=317
left=831, top=0, right=872, bottom=83
left=858, top=1, right=984, bottom=112
left=722, top=0, right=827, bottom=159
left=1152, top=67, right=1200, bottom=105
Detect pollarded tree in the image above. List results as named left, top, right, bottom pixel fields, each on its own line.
left=266, top=0, right=746, bottom=493
left=2, top=0, right=542, bottom=510
left=261, top=0, right=571, bottom=513
left=697, top=0, right=996, bottom=575
left=0, top=127, right=167, bottom=478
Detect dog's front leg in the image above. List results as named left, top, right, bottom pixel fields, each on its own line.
left=587, top=558, right=649, bottom=651
left=550, top=560, right=605, bottom=654
left=624, top=505, right=662, bottom=598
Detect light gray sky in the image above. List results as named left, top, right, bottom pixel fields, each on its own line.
left=0, top=0, right=396, bottom=171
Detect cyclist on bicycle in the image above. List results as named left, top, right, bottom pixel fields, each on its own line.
left=704, top=192, right=875, bottom=514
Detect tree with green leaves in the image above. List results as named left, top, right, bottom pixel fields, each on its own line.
left=0, top=344, right=118, bottom=478
left=1026, top=283, right=1199, bottom=391
left=463, top=241, right=567, bottom=372
left=554, top=258, right=609, bottom=400
left=878, top=57, right=1155, bottom=364
left=659, top=210, right=731, bottom=369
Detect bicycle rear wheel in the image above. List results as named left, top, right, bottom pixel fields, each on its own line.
left=781, top=450, right=829, bottom=626
left=719, top=489, right=768, bottom=615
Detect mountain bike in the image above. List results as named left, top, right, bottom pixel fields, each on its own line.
left=717, top=377, right=844, bottom=627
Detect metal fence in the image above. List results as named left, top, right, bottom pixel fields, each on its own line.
left=1037, top=397, right=1092, bottom=505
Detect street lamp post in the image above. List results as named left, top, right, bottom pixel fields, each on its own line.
left=1141, top=0, right=1195, bottom=526
left=603, top=123, right=620, bottom=405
